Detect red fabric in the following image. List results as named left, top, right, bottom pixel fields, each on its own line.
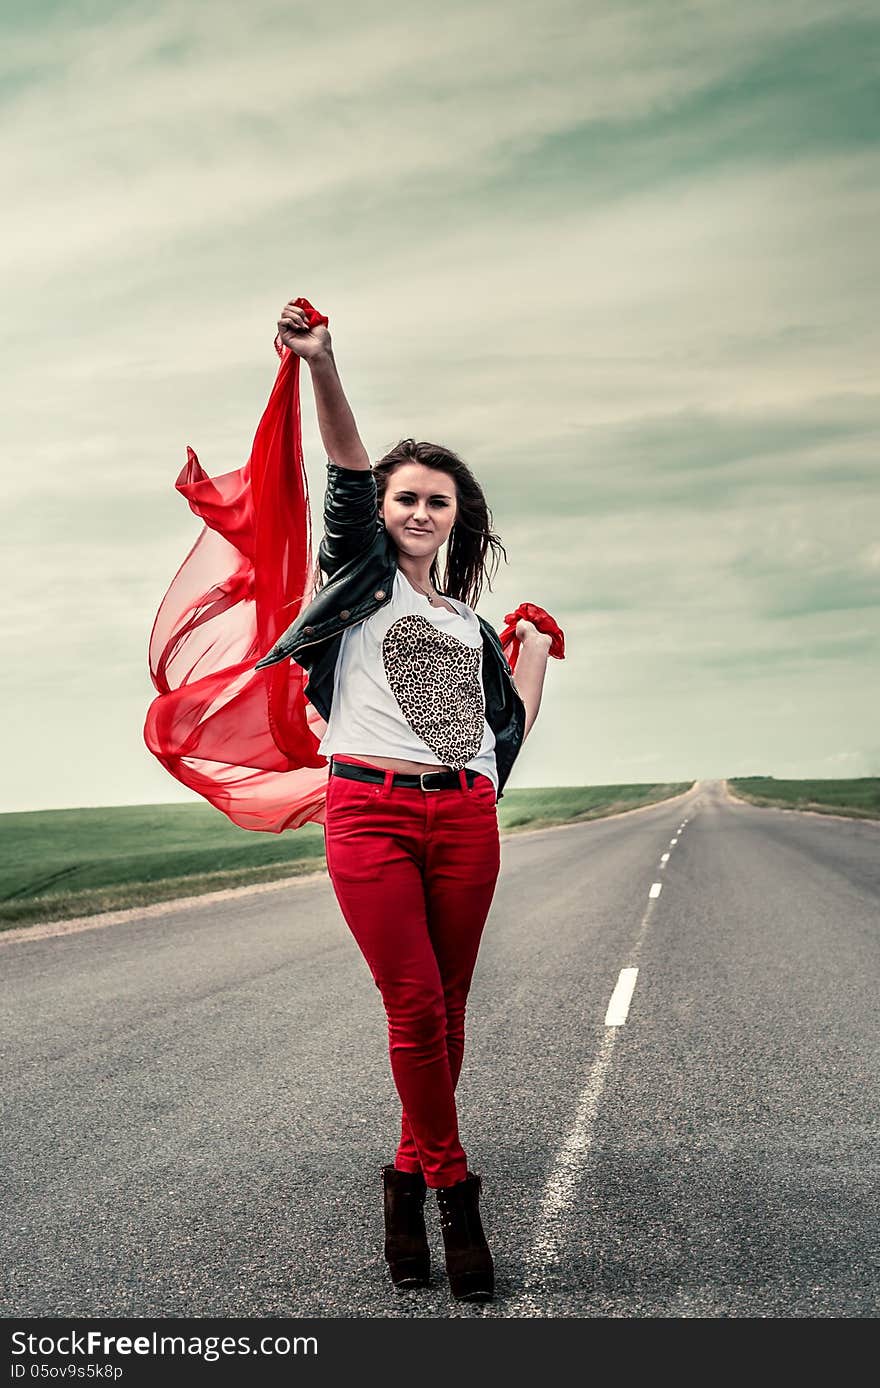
left=143, top=299, right=330, bottom=832
left=499, top=603, right=566, bottom=672
left=144, top=296, right=566, bottom=833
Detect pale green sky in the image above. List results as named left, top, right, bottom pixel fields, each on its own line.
left=2, top=0, right=878, bottom=811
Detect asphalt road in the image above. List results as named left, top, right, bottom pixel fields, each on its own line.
left=2, top=779, right=878, bottom=1319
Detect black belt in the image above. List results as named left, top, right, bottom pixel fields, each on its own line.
left=329, top=756, right=480, bottom=792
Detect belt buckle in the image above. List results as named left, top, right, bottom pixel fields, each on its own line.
left=419, top=771, right=446, bottom=792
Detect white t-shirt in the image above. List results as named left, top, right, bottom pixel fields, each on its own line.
left=317, top=568, right=498, bottom=794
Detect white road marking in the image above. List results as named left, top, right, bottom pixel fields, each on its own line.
left=492, top=879, right=666, bottom=1317
left=649, top=881, right=662, bottom=898
left=670, top=837, right=678, bottom=845
left=660, top=852, right=670, bottom=863
left=501, top=1028, right=618, bottom=1315
left=604, top=967, right=639, bottom=1026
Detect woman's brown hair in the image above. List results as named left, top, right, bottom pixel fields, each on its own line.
left=311, top=439, right=508, bottom=609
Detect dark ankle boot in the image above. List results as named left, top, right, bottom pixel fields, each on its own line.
left=435, top=1170, right=494, bottom=1301
left=381, top=1164, right=430, bottom=1288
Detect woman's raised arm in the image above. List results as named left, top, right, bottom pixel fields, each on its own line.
left=277, top=299, right=371, bottom=472
left=513, top=623, right=554, bottom=742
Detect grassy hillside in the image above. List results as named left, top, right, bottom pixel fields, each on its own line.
left=727, top=777, right=880, bottom=819
left=0, top=782, right=693, bottom=929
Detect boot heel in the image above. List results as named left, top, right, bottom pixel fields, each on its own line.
left=435, top=1170, right=494, bottom=1301
left=382, top=1164, right=431, bottom=1289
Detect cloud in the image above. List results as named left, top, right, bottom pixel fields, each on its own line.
left=2, top=0, right=879, bottom=806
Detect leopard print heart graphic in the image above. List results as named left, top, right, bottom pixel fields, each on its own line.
left=382, top=614, right=485, bottom=767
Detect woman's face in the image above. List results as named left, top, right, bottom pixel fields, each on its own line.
left=379, top=463, right=458, bottom=562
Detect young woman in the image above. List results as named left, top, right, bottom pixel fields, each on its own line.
left=274, top=297, right=555, bottom=1302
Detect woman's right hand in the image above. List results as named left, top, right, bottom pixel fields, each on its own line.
left=277, top=299, right=332, bottom=361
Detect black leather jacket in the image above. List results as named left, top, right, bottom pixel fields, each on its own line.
left=255, top=462, right=527, bottom=799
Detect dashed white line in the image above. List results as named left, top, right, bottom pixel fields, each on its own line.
left=649, top=881, right=662, bottom=898
left=660, top=852, right=670, bottom=863
left=604, top=967, right=639, bottom=1026
left=670, top=837, right=678, bottom=845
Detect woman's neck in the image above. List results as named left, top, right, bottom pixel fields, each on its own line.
left=396, top=554, right=437, bottom=592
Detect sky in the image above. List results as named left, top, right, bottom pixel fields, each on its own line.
left=2, top=0, right=878, bottom=812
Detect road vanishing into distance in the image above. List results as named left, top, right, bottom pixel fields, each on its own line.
left=2, top=779, right=878, bottom=1318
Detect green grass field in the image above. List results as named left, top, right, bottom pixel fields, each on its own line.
left=0, top=782, right=692, bottom=930
left=727, top=777, right=880, bottom=819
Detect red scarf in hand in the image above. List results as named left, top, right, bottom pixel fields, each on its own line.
left=144, top=297, right=565, bottom=833
left=499, top=603, right=566, bottom=671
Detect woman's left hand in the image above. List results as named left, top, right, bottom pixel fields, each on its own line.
left=516, top=617, right=553, bottom=650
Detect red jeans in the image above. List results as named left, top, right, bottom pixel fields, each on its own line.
left=323, top=755, right=502, bottom=1188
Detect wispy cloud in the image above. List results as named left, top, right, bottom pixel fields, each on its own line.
left=2, top=0, right=878, bottom=807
